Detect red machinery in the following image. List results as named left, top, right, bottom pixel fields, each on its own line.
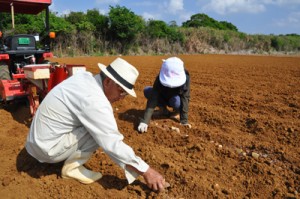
left=0, top=0, right=52, bottom=14
left=0, top=0, right=86, bottom=115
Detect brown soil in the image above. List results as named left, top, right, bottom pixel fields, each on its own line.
left=0, top=55, right=299, bottom=199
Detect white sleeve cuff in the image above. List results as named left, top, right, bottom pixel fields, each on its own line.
left=124, top=162, right=149, bottom=184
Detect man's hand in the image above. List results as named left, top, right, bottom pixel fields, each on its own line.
left=142, top=167, right=165, bottom=192
left=138, top=122, right=148, bottom=133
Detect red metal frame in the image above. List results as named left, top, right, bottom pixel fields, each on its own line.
left=0, top=79, right=27, bottom=101
left=0, top=0, right=63, bottom=116
left=0, top=54, right=9, bottom=60
left=1, top=63, right=86, bottom=116
left=36, top=52, right=53, bottom=63
left=0, top=0, right=52, bottom=14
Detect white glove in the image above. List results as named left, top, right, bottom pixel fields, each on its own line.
left=138, top=122, right=148, bottom=133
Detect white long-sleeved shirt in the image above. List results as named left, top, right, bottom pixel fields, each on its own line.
left=26, top=71, right=149, bottom=183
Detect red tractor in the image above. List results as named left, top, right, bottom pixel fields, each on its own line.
left=0, top=0, right=86, bottom=115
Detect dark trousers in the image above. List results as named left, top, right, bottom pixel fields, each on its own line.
left=144, top=86, right=180, bottom=111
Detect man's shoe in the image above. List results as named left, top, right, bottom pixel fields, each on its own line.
left=62, top=165, right=102, bottom=184
left=61, top=151, right=102, bottom=184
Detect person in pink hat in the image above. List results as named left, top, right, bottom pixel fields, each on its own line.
left=138, top=57, right=191, bottom=133
left=25, top=57, right=166, bottom=192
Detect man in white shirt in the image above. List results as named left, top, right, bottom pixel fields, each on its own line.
left=25, top=57, right=166, bottom=192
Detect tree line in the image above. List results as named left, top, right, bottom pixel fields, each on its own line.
left=1, top=5, right=299, bottom=56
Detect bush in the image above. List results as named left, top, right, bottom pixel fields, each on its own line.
left=145, top=20, right=184, bottom=43
left=108, top=5, right=145, bottom=44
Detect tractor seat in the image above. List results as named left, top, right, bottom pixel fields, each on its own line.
left=5, top=35, right=37, bottom=51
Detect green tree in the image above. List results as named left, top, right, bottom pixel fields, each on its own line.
left=0, top=13, right=12, bottom=31
left=146, top=20, right=169, bottom=38
left=65, top=11, right=95, bottom=31
left=182, top=14, right=217, bottom=28
left=146, top=20, right=184, bottom=42
left=86, top=9, right=109, bottom=38
left=0, top=13, right=44, bottom=34
left=108, top=5, right=145, bottom=44
left=182, top=13, right=238, bottom=31
left=219, top=21, right=238, bottom=31
left=50, top=12, right=75, bottom=34
left=168, top=20, right=178, bottom=27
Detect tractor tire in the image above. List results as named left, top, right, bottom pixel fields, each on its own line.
left=0, top=62, right=11, bottom=80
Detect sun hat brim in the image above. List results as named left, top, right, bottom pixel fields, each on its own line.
left=98, top=63, right=137, bottom=97
left=159, top=72, right=186, bottom=88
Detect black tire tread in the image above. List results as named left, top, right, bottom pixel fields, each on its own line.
left=0, top=62, right=11, bottom=80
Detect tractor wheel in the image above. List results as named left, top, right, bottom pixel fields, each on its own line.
left=0, top=62, right=11, bottom=80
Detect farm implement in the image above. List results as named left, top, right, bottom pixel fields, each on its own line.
left=0, top=0, right=85, bottom=115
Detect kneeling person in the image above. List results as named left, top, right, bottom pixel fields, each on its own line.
left=138, top=57, right=191, bottom=133
left=26, top=58, right=166, bottom=191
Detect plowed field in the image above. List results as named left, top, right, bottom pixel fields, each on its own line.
left=0, top=55, right=299, bottom=199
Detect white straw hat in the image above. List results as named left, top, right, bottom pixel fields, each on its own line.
left=159, top=57, right=186, bottom=88
left=98, top=58, right=139, bottom=97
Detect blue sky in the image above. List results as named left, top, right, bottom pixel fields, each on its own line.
left=50, top=0, right=300, bottom=35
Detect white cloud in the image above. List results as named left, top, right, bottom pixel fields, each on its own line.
left=98, top=9, right=108, bottom=15
left=165, top=0, right=184, bottom=14
left=142, top=12, right=158, bottom=21
left=203, top=0, right=265, bottom=15
left=132, top=2, right=157, bottom=7
left=49, top=3, right=56, bottom=11
left=179, top=12, right=192, bottom=23
left=62, top=9, right=71, bottom=15
left=276, top=12, right=300, bottom=27
left=95, top=0, right=120, bottom=5
left=169, top=0, right=184, bottom=12
left=262, top=0, right=300, bottom=5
